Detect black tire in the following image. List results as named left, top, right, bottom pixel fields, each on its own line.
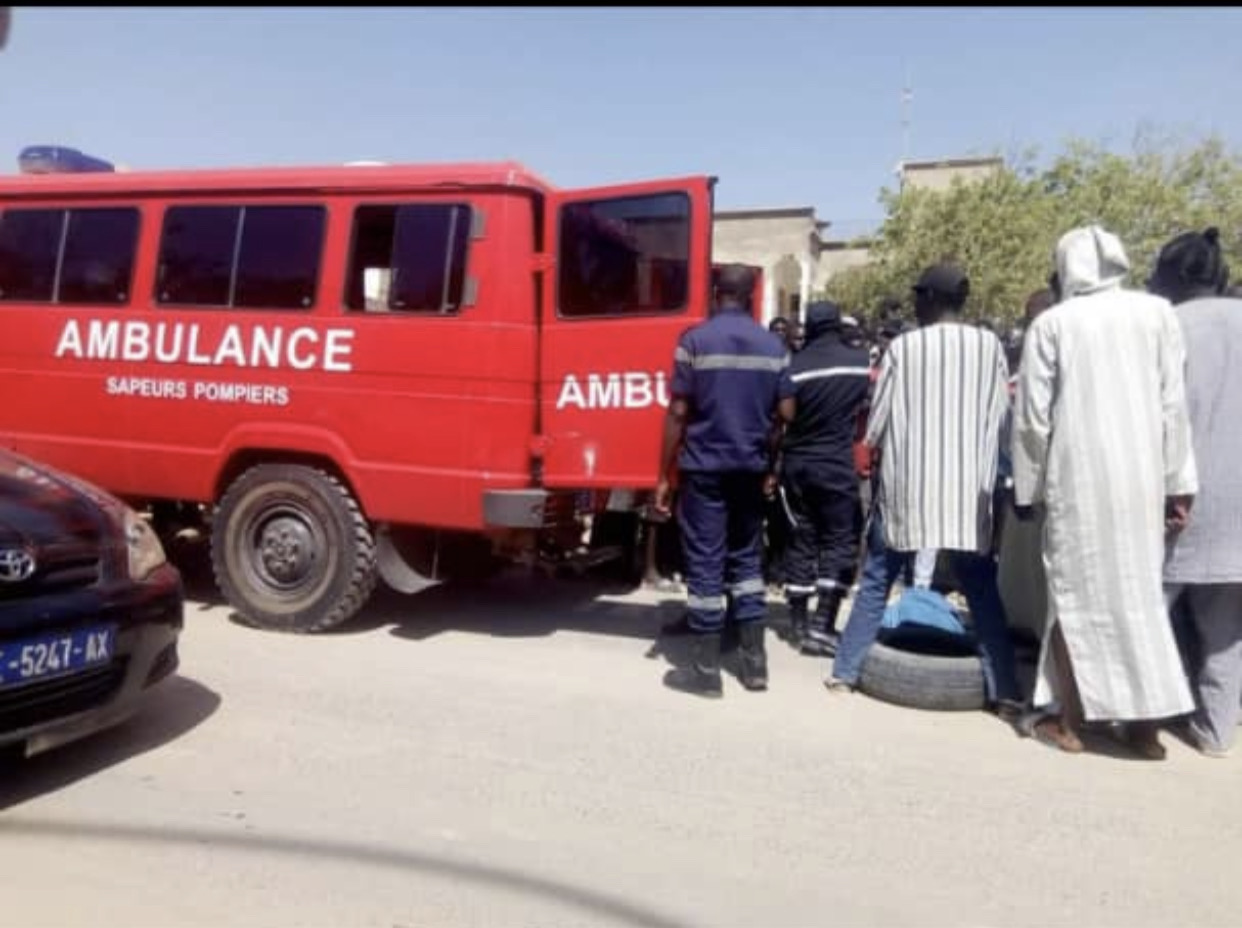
left=858, top=639, right=986, bottom=712
left=211, top=464, right=377, bottom=633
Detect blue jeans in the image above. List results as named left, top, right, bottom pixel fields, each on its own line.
left=832, top=512, right=1021, bottom=703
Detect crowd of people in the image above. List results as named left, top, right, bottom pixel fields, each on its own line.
left=650, top=225, right=1242, bottom=762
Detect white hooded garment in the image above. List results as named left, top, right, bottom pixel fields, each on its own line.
left=1012, top=226, right=1197, bottom=721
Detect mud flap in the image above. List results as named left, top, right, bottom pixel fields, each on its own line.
left=375, top=525, right=442, bottom=596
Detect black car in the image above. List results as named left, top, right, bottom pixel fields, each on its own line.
left=0, top=449, right=182, bottom=759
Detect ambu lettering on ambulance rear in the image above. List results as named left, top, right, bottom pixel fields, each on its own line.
left=0, top=161, right=716, bottom=634
left=554, top=371, right=670, bottom=411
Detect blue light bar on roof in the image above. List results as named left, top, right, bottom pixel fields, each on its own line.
left=18, top=145, right=115, bottom=174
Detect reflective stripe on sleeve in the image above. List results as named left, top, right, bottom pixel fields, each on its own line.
left=790, top=366, right=873, bottom=384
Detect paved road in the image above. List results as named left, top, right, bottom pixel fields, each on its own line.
left=1, top=550, right=1240, bottom=927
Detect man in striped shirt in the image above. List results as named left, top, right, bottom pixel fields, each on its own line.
left=827, top=264, right=1021, bottom=713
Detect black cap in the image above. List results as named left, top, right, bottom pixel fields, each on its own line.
left=804, top=300, right=841, bottom=327
left=803, top=301, right=842, bottom=340
left=913, top=263, right=970, bottom=301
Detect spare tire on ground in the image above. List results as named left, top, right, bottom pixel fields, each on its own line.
left=858, top=626, right=986, bottom=712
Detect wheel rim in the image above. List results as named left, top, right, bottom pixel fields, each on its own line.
left=236, top=495, right=333, bottom=608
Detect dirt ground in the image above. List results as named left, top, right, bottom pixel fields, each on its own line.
left=1, top=556, right=1239, bottom=928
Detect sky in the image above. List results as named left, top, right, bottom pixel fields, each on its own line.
left=2, top=7, right=1240, bottom=232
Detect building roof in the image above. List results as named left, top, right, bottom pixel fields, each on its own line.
left=714, top=206, right=818, bottom=222
left=899, top=155, right=1004, bottom=173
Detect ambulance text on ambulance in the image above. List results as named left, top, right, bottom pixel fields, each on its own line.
left=53, top=319, right=357, bottom=409
left=555, top=372, right=670, bottom=411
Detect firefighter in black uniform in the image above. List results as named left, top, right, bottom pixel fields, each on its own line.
left=780, top=301, right=873, bottom=656
left=654, top=265, right=796, bottom=697
left=763, top=318, right=795, bottom=589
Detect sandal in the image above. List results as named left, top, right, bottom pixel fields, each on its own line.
left=1114, top=724, right=1167, bottom=761
left=1019, top=712, right=1084, bottom=754
left=993, top=699, right=1026, bottom=725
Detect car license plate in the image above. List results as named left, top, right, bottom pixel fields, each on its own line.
left=0, top=625, right=117, bottom=688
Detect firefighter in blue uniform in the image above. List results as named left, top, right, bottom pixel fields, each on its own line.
left=780, top=301, right=873, bottom=655
left=653, top=264, right=796, bottom=697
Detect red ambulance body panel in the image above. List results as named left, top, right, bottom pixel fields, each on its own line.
left=0, top=161, right=718, bottom=631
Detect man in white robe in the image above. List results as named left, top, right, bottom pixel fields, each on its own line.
left=1012, top=225, right=1197, bottom=759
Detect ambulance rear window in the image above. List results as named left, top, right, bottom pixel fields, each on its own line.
left=557, top=192, right=690, bottom=319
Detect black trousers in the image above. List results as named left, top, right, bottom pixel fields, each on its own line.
left=763, top=495, right=791, bottom=585
left=781, top=457, right=860, bottom=602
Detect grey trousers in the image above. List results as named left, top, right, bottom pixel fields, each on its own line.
left=1165, top=583, right=1242, bottom=753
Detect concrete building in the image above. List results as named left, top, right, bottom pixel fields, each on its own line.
left=712, top=207, right=828, bottom=324
left=814, top=238, right=874, bottom=291
left=898, top=156, right=1003, bottom=193
left=712, top=156, right=1005, bottom=319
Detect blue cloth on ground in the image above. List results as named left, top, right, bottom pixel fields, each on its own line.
left=880, top=587, right=969, bottom=637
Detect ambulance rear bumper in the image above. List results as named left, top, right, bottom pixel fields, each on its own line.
left=483, top=489, right=585, bottom=530
left=483, top=489, right=552, bottom=529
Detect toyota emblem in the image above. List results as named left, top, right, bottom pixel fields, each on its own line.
left=0, top=548, right=36, bottom=583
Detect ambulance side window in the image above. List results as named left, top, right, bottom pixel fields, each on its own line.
left=0, top=207, right=140, bottom=305
left=157, top=205, right=325, bottom=309
left=234, top=206, right=326, bottom=309
left=556, top=192, right=690, bottom=318
left=0, top=209, right=62, bottom=302
left=157, top=207, right=239, bottom=306
left=59, top=209, right=141, bottom=304
left=344, top=203, right=472, bottom=314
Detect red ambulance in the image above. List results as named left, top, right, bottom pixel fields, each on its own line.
left=0, top=158, right=761, bottom=633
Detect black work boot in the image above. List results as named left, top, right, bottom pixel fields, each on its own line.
left=660, top=612, right=693, bottom=637
left=663, top=632, right=724, bottom=699
left=738, top=622, right=769, bottom=692
left=786, top=596, right=810, bottom=646
left=801, top=589, right=844, bottom=657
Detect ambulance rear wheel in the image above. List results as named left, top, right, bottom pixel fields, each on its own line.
left=212, top=464, right=378, bottom=633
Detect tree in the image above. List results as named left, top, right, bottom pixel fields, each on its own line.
left=822, top=134, right=1242, bottom=325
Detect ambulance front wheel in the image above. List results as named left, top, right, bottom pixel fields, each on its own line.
left=212, top=463, right=378, bottom=633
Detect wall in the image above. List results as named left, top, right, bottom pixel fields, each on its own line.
left=813, top=243, right=872, bottom=292
left=900, top=159, right=1002, bottom=193
left=712, top=209, right=820, bottom=323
